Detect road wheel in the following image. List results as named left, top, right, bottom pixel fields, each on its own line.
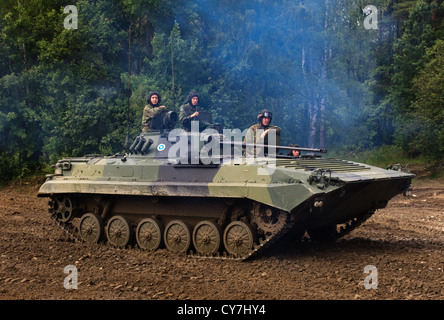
left=136, top=218, right=163, bottom=250
left=79, top=213, right=104, bottom=243
left=106, top=216, right=134, bottom=247
left=223, top=221, right=256, bottom=257
left=192, top=220, right=222, bottom=255
left=164, top=220, right=191, bottom=253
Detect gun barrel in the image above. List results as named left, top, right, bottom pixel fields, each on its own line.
left=221, top=141, right=327, bottom=153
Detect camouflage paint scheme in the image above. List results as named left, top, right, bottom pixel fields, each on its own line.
left=38, top=131, right=414, bottom=231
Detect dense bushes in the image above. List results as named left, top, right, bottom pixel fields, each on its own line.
left=0, top=0, right=442, bottom=184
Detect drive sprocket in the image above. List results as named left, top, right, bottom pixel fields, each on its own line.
left=251, top=202, right=287, bottom=235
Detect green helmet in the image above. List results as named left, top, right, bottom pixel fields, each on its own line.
left=257, top=109, right=272, bottom=124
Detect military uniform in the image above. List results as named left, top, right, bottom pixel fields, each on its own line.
left=179, top=91, right=201, bottom=132
left=179, top=103, right=199, bottom=132
left=142, top=105, right=167, bottom=132
left=244, top=109, right=281, bottom=156
left=141, top=91, right=167, bottom=132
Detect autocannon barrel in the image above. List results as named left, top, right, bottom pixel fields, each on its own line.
left=220, top=141, right=328, bottom=154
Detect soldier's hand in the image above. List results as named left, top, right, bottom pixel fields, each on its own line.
left=191, top=111, right=199, bottom=118
left=160, top=105, right=167, bottom=111
left=260, top=129, right=269, bottom=140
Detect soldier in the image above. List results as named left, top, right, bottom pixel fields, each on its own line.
left=141, top=91, right=167, bottom=132
left=244, top=109, right=281, bottom=156
left=179, top=91, right=200, bottom=132
left=287, top=143, right=300, bottom=158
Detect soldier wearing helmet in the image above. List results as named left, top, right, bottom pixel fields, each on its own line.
left=244, top=109, right=281, bottom=156
left=141, top=91, right=168, bottom=132
left=287, top=143, right=301, bottom=158
left=179, top=91, right=200, bottom=132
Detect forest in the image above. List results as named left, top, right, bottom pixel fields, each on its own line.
left=0, top=0, right=443, bottom=183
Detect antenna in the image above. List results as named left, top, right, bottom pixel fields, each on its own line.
left=170, top=32, right=175, bottom=109
left=124, top=24, right=132, bottom=150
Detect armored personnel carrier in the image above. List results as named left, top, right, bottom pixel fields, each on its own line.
left=38, top=112, right=414, bottom=260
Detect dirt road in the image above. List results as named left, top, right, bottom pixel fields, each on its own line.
left=0, top=177, right=443, bottom=304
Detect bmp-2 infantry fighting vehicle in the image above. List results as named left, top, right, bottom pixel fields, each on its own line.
left=38, top=112, right=414, bottom=260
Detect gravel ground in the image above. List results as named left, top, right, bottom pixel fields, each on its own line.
left=0, top=177, right=442, bottom=312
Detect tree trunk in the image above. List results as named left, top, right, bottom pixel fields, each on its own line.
left=319, top=0, right=329, bottom=149
left=308, top=98, right=318, bottom=148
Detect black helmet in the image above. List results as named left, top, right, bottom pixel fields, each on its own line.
left=146, top=91, right=161, bottom=105
left=257, top=109, right=272, bottom=124
left=287, top=143, right=300, bottom=156
left=187, top=91, right=199, bottom=104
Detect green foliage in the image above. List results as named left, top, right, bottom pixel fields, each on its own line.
left=330, top=144, right=424, bottom=169
left=388, top=0, right=444, bottom=162
left=412, top=39, right=444, bottom=126
left=0, top=0, right=443, bottom=184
